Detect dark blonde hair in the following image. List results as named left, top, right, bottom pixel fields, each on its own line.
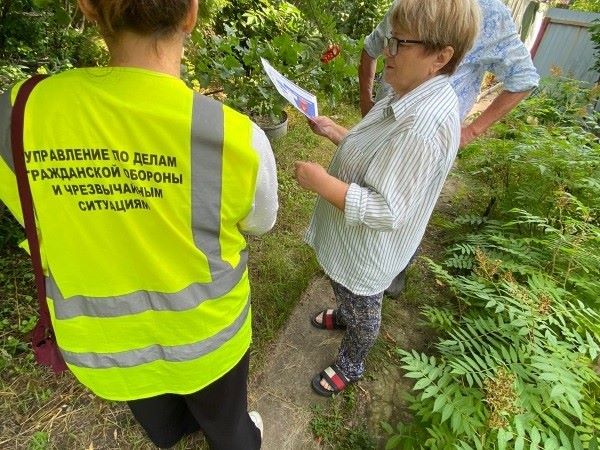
left=90, top=0, right=193, bottom=36
left=390, top=0, right=481, bottom=74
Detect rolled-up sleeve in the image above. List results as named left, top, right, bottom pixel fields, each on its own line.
left=239, top=124, right=279, bottom=235
left=344, top=132, right=441, bottom=230
left=486, top=7, right=540, bottom=92
left=363, top=11, right=390, bottom=58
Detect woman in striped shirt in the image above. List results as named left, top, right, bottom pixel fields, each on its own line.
left=294, top=0, right=481, bottom=396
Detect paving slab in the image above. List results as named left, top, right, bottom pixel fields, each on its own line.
left=249, top=276, right=343, bottom=450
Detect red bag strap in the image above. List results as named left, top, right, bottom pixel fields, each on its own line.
left=10, top=74, right=52, bottom=327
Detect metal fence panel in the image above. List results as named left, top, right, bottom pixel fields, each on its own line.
left=532, top=8, right=599, bottom=85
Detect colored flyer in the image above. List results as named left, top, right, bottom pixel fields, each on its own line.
left=261, top=58, right=319, bottom=119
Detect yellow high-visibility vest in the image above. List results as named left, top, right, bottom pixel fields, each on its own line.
left=0, top=67, right=259, bottom=401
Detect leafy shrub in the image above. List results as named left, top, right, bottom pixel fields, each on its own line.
left=0, top=63, right=28, bottom=92
left=463, top=76, right=600, bottom=219
left=0, top=205, right=24, bottom=249
left=571, top=0, right=600, bottom=12
left=197, top=0, right=230, bottom=26
left=297, top=0, right=389, bottom=40
left=187, top=26, right=294, bottom=122
left=216, top=0, right=312, bottom=41
left=185, top=1, right=363, bottom=121
left=590, top=20, right=600, bottom=74
left=385, top=77, right=600, bottom=449
left=0, top=0, right=107, bottom=92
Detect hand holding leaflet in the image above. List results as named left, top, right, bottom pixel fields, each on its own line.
left=261, top=58, right=319, bottom=119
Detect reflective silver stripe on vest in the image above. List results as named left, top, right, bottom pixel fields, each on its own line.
left=60, top=298, right=250, bottom=368
left=191, top=94, right=232, bottom=277
left=49, top=94, right=249, bottom=320
left=0, top=90, right=14, bottom=171
left=47, top=251, right=248, bottom=320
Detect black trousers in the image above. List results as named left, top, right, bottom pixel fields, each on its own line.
left=127, top=352, right=261, bottom=450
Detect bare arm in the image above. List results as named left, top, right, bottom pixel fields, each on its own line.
left=358, top=49, right=377, bottom=117
left=461, top=90, right=532, bottom=148
left=308, top=116, right=349, bottom=146
left=360, top=10, right=390, bottom=117
left=294, top=161, right=349, bottom=211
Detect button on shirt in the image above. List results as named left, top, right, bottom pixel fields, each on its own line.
left=364, top=0, right=540, bottom=120
left=305, top=76, right=460, bottom=295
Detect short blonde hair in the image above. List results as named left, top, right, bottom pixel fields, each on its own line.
left=390, top=0, right=481, bottom=74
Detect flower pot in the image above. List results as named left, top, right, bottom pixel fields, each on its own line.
left=258, top=111, right=288, bottom=141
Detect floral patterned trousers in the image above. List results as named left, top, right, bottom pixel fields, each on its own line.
left=330, top=279, right=384, bottom=380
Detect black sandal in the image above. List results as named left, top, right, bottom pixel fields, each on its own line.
left=311, top=364, right=354, bottom=397
left=310, top=309, right=346, bottom=330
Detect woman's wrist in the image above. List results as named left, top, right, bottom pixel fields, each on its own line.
left=315, top=174, right=349, bottom=211
left=329, top=125, right=348, bottom=146
left=310, top=171, right=331, bottom=195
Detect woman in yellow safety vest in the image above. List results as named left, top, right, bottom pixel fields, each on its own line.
left=0, top=0, right=278, bottom=448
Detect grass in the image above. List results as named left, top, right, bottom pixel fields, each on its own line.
left=310, top=388, right=376, bottom=450
left=0, top=105, right=359, bottom=448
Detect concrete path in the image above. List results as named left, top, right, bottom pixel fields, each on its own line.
left=248, top=277, right=338, bottom=450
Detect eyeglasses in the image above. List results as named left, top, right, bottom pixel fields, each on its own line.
left=384, top=36, right=424, bottom=56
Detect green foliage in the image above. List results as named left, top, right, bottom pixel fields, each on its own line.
left=27, top=431, right=50, bottom=450
left=421, top=305, right=457, bottom=332
left=590, top=20, right=600, bottom=73
left=0, top=205, right=24, bottom=248
left=463, top=77, right=600, bottom=220
left=296, top=0, right=389, bottom=39
left=0, top=244, right=37, bottom=375
left=310, top=390, right=376, bottom=450
left=0, top=0, right=107, bottom=91
left=216, top=0, right=311, bottom=40
left=571, top=0, right=600, bottom=12
left=1, top=0, right=365, bottom=118
left=197, top=0, right=230, bottom=25
left=385, top=77, right=600, bottom=449
left=186, top=0, right=362, bottom=121
left=187, top=25, right=290, bottom=122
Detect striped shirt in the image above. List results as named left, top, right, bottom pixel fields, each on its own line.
left=305, top=75, right=460, bottom=295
